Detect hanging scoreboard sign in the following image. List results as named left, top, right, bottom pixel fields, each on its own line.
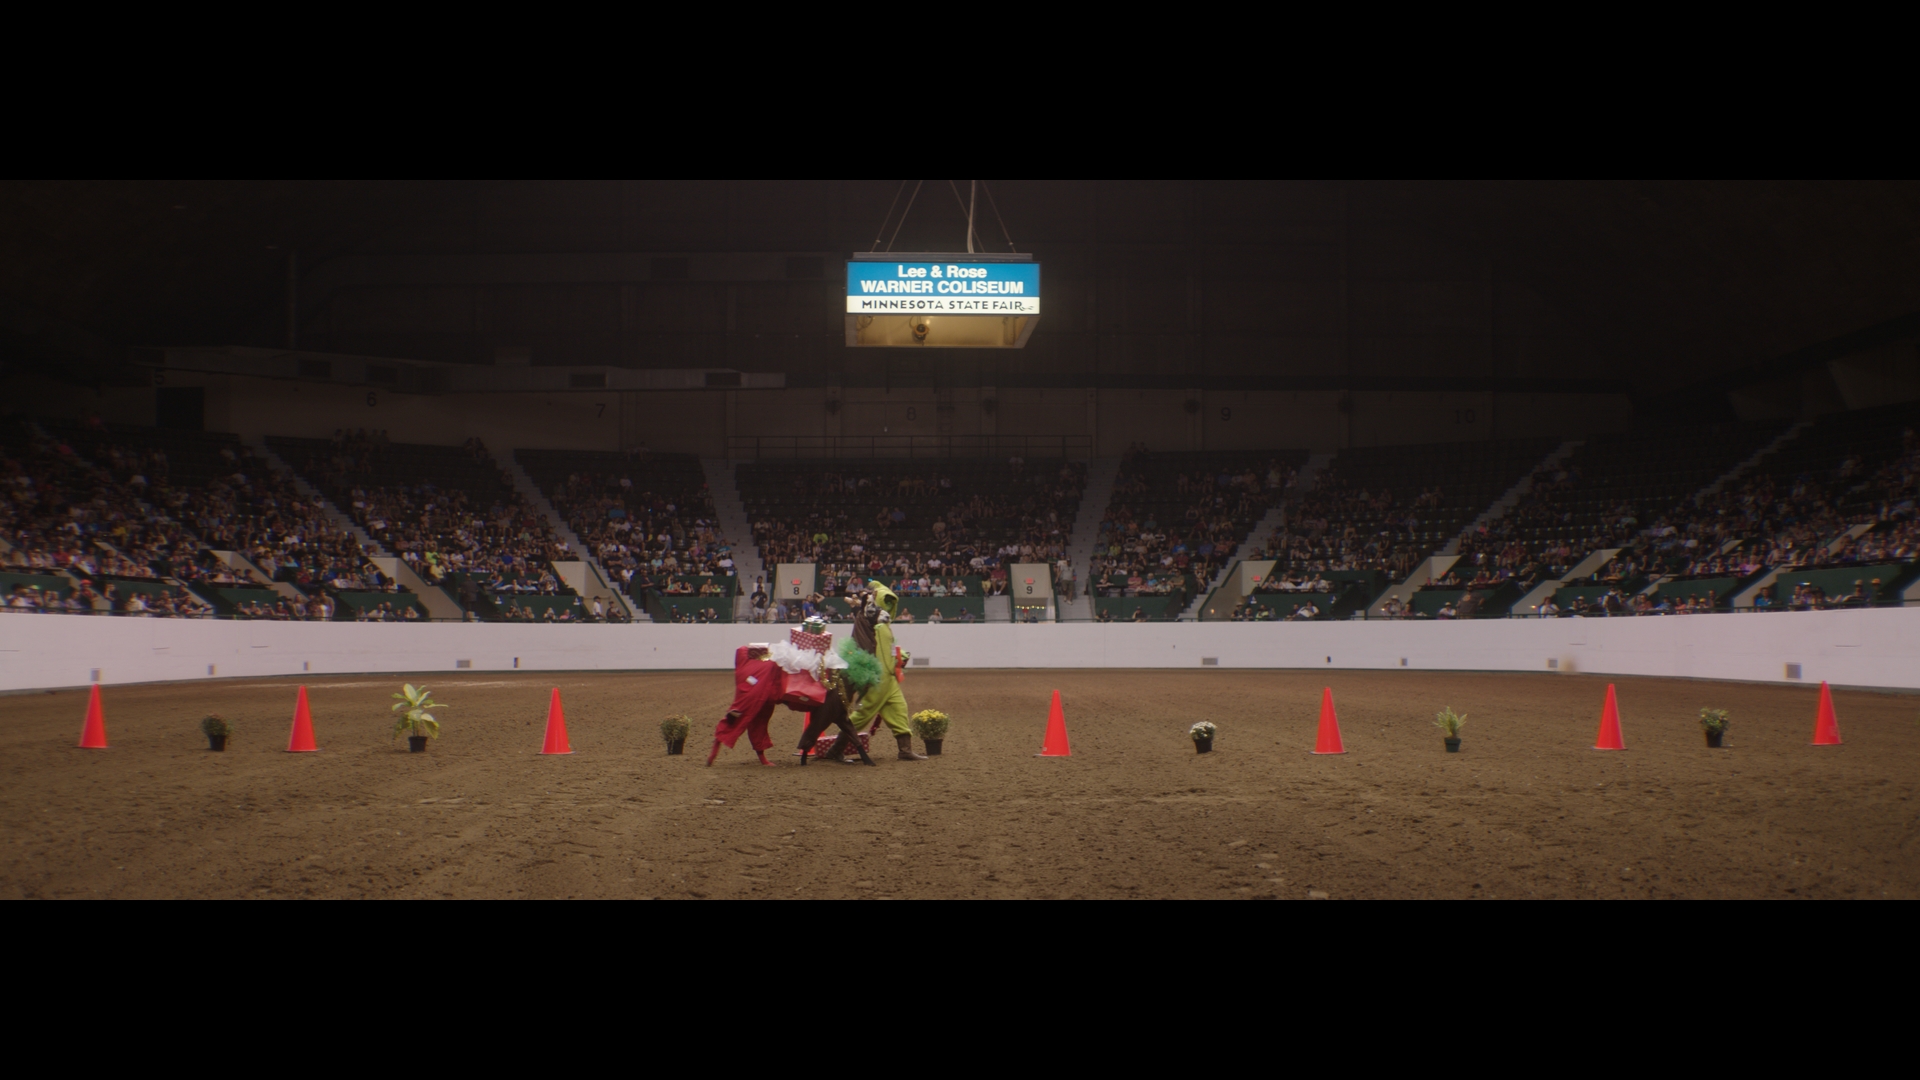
left=845, top=252, right=1039, bottom=348
left=846, top=261, right=1040, bottom=315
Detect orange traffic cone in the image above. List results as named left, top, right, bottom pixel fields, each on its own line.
left=78, top=683, right=108, bottom=749
left=1812, top=681, right=1842, bottom=746
left=1310, top=687, right=1346, bottom=754
left=1594, top=683, right=1625, bottom=750
left=541, top=688, right=574, bottom=755
left=287, top=685, right=319, bottom=752
left=1036, top=690, right=1070, bottom=757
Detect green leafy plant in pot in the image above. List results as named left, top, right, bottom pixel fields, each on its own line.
left=391, top=684, right=447, bottom=753
left=661, top=714, right=692, bottom=755
left=1190, top=720, right=1216, bottom=753
left=910, top=709, right=950, bottom=755
left=1699, top=707, right=1729, bottom=748
left=1434, top=707, right=1466, bottom=752
left=201, top=714, right=233, bottom=752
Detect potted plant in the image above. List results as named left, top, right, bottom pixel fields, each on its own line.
left=1434, top=706, right=1466, bottom=752
left=1190, top=720, right=1216, bottom=754
left=390, top=683, right=447, bottom=752
left=1700, top=707, right=1729, bottom=748
left=910, top=709, right=950, bottom=755
left=202, top=714, right=233, bottom=752
left=661, top=714, right=692, bottom=755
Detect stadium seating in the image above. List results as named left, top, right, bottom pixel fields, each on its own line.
left=1473, top=422, right=1787, bottom=583
left=740, top=457, right=1085, bottom=603
left=1094, top=595, right=1176, bottom=622
left=1092, top=450, right=1303, bottom=611
left=270, top=432, right=568, bottom=621
left=515, top=448, right=732, bottom=613
left=8, top=404, right=1918, bottom=625
left=1271, top=438, right=1555, bottom=581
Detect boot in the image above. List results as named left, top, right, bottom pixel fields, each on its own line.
left=896, top=733, right=928, bottom=761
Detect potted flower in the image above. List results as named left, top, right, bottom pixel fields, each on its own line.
left=1700, top=707, right=1729, bottom=748
left=661, top=714, right=692, bottom=755
left=202, top=714, right=233, bottom=752
left=910, top=709, right=950, bottom=755
left=1190, top=720, right=1216, bottom=754
left=1434, top=706, right=1466, bottom=752
left=390, top=683, right=447, bottom=752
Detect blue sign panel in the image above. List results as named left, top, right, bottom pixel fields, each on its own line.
left=845, top=261, right=1040, bottom=315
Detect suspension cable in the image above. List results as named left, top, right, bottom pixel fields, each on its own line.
left=946, top=180, right=982, bottom=254
left=868, top=179, right=908, bottom=252
left=980, top=180, right=1017, bottom=252
left=883, top=180, right=923, bottom=253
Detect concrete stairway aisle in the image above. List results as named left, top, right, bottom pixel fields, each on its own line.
left=1058, top=456, right=1121, bottom=621
left=1511, top=547, right=1622, bottom=616
left=1288, top=450, right=1335, bottom=498
left=368, top=557, right=466, bottom=621
left=210, top=550, right=306, bottom=604
left=505, top=451, right=637, bottom=619
left=248, top=437, right=388, bottom=556
left=1699, top=420, right=1810, bottom=498
left=1181, top=504, right=1284, bottom=621
left=1444, top=440, right=1580, bottom=556
left=246, top=438, right=462, bottom=619
left=1179, top=451, right=1331, bottom=619
left=1368, top=555, right=1461, bottom=617
left=702, top=458, right=765, bottom=621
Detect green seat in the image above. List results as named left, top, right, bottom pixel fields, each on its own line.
left=217, top=586, right=285, bottom=605
left=108, top=578, right=187, bottom=599
left=1409, top=590, right=1465, bottom=616
left=2, top=571, right=73, bottom=600
left=1651, top=577, right=1738, bottom=607
left=1772, top=564, right=1904, bottom=602
left=896, top=596, right=985, bottom=622
left=1095, top=596, right=1173, bottom=621
left=645, top=593, right=731, bottom=623
left=1548, top=584, right=1618, bottom=609
left=333, top=591, right=428, bottom=620
left=1248, top=592, right=1335, bottom=618
left=650, top=574, right=739, bottom=598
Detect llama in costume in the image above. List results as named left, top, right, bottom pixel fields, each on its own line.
left=709, top=616, right=876, bottom=767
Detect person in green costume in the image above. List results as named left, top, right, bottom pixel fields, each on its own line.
left=847, top=579, right=928, bottom=761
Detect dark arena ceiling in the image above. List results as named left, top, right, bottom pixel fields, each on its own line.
left=3, top=180, right=1917, bottom=405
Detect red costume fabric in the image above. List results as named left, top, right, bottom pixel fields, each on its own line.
left=781, top=667, right=828, bottom=708
left=714, top=646, right=783, bottom=752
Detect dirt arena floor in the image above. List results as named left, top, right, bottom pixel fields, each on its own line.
left=2, top=669, right=1915, bottom=899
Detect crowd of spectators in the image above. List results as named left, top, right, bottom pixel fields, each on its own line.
left=1269, top=440, right=1554, bottom=586
left=3, top=421, right=195, bottom=580
left=0, top=419, right=264, bottom=617
left=280, top=430, right=564, bottom=605
left=1449, top=412, right=1920, bottom=614
left=520, top=450, right=735, bottom=599
left=745, top=458, right=1083, bottom=599
left=1092, top=451, right=1294, bottom=602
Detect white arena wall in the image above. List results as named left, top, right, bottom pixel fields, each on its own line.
left=4, top=608, right=1920, bottom=693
